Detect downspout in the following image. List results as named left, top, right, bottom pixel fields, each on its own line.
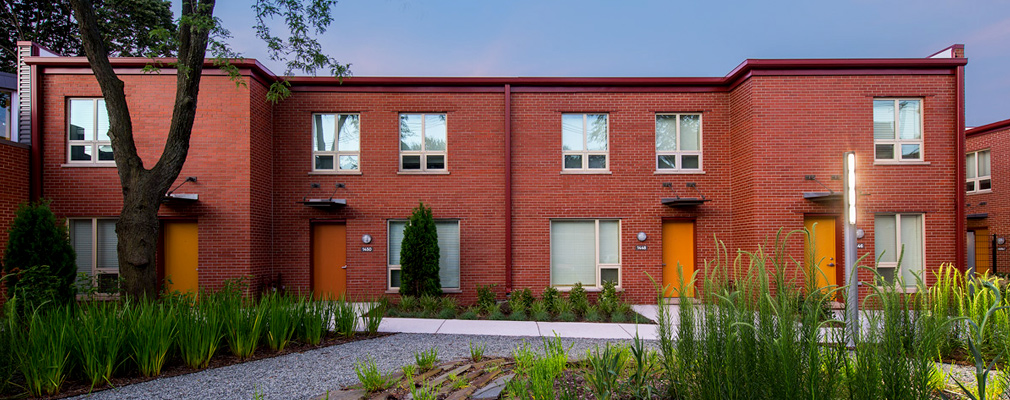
left=29, top=63, right=41, bottom=201
left=955, top=62, right=966, bottom=272
left=504, top=84, right=513, bottom=293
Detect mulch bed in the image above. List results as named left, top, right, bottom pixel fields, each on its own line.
left=10, top=332, right=390, bottom=400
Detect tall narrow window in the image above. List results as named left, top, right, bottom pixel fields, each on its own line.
left=873, top=99, right=923, bottom=161
left=312, top=113, right=360, bottom=172
left=562, top=113, right=609, bottom=171
left=550, top=219, right=621, bottom=287
left=0, top=90, right=11, bottom=140
left=70, top=218, right=119, bottom=293
left=966, top=150, right=991, bottom=193
left=656, top=114, right=702, bottom=171
left=387, top=220, right=460, bottom=290
left=874, top=214, right=924, bottom=288
left=399, top=113, right=447, bottom=171
left=68, top=98, right=113, bottom=164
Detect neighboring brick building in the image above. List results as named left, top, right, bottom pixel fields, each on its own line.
left=7, top=42, right=967, bottom=303
left=965, top=118, right=1010, bottom=275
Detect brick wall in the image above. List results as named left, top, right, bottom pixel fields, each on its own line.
left=966, top=122, right=1010, bottom=273
left=0, top=140, right=30, bottom=301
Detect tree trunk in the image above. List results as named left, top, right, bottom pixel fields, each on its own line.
left=116, top=176, right=166, bottom=299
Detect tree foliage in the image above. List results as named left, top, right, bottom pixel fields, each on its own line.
left=0, top=0, right=176, bottom=73
left=1, top=201, right=77, bottom=307
left=399, top=202, right=441, bottom=297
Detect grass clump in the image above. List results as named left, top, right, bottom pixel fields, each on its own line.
left=469, top=340, right=486, bottom=362
left=354, top=356, right=389, bottom=392
left=333, top=297, right=358, bottom=337
left=264, top=293, right=299, bottom=352
left=176, top=295, right=225, bottom=369
left=128, top=298, right=177, bottom=376
left=9, top=304, right=74, bottom=396
left=413, top=347, right=438, bottom=372
left=73, top=302, right=128, bottom=388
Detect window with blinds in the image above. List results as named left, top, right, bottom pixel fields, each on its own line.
left=550, top=219, right=621, bottom=287
left=387, top=220, right=460, bottom=290
left=874, top=214, right=923, bottom=288
left=69, top=218, right=119, bottom=293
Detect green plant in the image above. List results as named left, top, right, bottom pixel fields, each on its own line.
left=584, top=344, right=624, bottom=400
left=333, top=297, right=358, bottom=337
left=609, top=309, right=627, bottom=323
left=1, top=200, right=78, bottom=311
left=399, top=202, right=442, bottom=297
left=0, top=309, right=13, bottom=395
left=951, top=280, right=1008, bottom=400
left=488, top=304, right=506, bottom=320
left=419, top=294, right=440, bottom=317
left=409, top=378, right=438, bottom=400
left=401, top=363, right=416, bottom=379
left=440, top=296, right=457, bottom=312
left=223, top=294, right=267, bottom=359
left=584, top=305, right=602, bottom=322
left=558, top=310, right=576, bottom=322
left=264, top=293, right=299, bottom=352
left=598, top=280, right=619, bottom=314
left=448, top=373, right=468, bottom=390
left=509, top=309, right=527, bottom=321
left=297, top=299, right=330, bottom=345
left=531, top=300, right=550, bottom=321
left=128, top=298, right=177, bottom=376
left=459, top=307, right=478, bottom=320
left=354, top=356, right=389, bottom=392
left=74, top=301, right=128, bottom=388
left=469, top=340, right=486, bottom=362
left=398, top=295, right=418, bottom=312
left=414, top=347, right=438, bottom=371
left=516, top=288, right=535, bottom=310
left=508, top=291, right=527, bottom=316
left=569, top=282, right=589, bottom=315
left=176, top=295, right=224, bottom=369
left=362, top=300, right=384, bottom=334
left=627, top=334, right=657, bottom=399
left=9, top=303, right=74, bottom=396
left=477, top=283, right=497, bottom=310
left=542, top=286, right=560, bottom=314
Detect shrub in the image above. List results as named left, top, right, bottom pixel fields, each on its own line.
left=541, top=286, right=560, bottom=314
left=584, top=305, right=602, bottom=322
left=558, top=310, right=577, bottom=322
left=439, top=296, right=457, bottom=312
left=419, top=294, right=440, bottom=317
left=399, top=202, right=441, bottom=297
left=516, top=288, right=535, bottom=310
left=476, top=284, right=497, bottom=310
left=531, top=300, right=551, bottom=321
left=509, top=291, right=527, bottom=315
left=1, top=201, right=78, bottom=310
left=459, top=307, right=478, bottom=320
left=488, top=304, right=506, bottom=320
left=599, top=280, right=620, bottom=314
left=399, top=295, right=418, bottom=312
left=569, top=283, right=589, bottom=315
left=437, top=307, right=455, bottom=319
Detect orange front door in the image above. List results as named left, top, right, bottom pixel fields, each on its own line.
left=804, top=216, right=838, bottom=290
left=975, top=228, right=992, bottom=276
left=662, top=220, right=695, bottom=297
left=163, top=221, right=199, bottom=295
left=312, top=223, right=347, bottom=299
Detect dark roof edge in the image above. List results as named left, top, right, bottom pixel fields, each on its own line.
left=967, top=118, right=1010, bottom=138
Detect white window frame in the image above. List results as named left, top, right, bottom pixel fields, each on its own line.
left=398, top=113, right=447, bottom=172
left=873, top=98, right=924, bottom=162
left=549, top=219, right=622, bottom=288
left=386, top=219, right=460, bottom=290
left=655, top=113, right=703, bottom=172
left=69, top=218, right=120, bottom=294
left=0, top=90, right=11, bottom=141
left=561, top=113, right=609, bottom=171
left=67, top=98, right=114, bottom=165
left=311, top=113, right=361, bottom=173
left=967, top=149, right=992, bottom=194
left=875, top=213, right=925, bottom=289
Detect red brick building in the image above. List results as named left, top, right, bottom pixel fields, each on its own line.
left=965, top=118, right=1010, bottom=275
left=2, top=42, right=968, bottom=303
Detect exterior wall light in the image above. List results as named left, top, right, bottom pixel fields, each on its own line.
left=362, top=234, right=372, bottom=244
left=637, top=232, right=647, bottom=242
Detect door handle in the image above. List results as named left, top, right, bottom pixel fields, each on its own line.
left=341, top=265, right=347, bottom=269
left=827, top=263, right=835, bottom=267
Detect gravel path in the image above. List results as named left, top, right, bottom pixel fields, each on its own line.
left=68, top=333, right=638, bottom=400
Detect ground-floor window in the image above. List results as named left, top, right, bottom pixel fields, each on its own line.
left=550, top=219, right=621, bottom=287
left=69, top=218, right=119, bottom=293
left=874, top=213, right=924, bottom=287
left=387, top=220, right=460, bottom=290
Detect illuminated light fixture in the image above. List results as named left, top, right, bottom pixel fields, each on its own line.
left=845, top=152, right=856, bottom=225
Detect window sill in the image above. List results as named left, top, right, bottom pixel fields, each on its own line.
left=308, top=170, right=362, bottom=175
left=62, top=163, right=116, bottom=168
left=397, top=170, right=450, bottom=175
left=967, top=190, right=993, bottom=196
left=873, top=161, right=930, bottom=166
left=654, top=170, right=705, bottom=175
left=385, top=288, right=462, bottom=294
left=560, top=170, right=612, bottom=175
left=553, top=286, right=623, bottom=293
left=871, top=285, right=918, bottom=294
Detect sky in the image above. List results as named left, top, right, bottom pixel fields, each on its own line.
left=203, top=0, right=1010, bottom=127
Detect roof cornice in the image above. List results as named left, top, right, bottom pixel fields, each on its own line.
left=967, top=118, right=1010, bottom=138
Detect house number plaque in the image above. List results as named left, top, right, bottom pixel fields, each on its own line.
left=361, top=247, right=373, bottom=252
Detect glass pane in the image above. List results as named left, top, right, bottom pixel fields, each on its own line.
left=338, top=155, right=358, bottom=170
left=682, top=155, right=700, bottom=169
left=873, top=100, right=895, bottom=140
left=980, top=179, right=992, bottom=191
left=98, top=145, right=114, bottom=161
left=680, top=115, right=700, bottom=151
left=436, top=221, right=460, bottom=289
left=390, top=269, right=402, bottom=288
left=967, top=181, right=975, bottom=192
left=71, top=145, right=92, bottom=161
left=336, top=114, right=359, bottom=152
left=424, top=114, right=447, bottom=151
left=313, top=114, right=335, bottom=151
left=564, top=154, right=582, bottom=169
left=899, top=214, right=923, bottom=286
left=71, top=220, right=94, bottom=276
left=562, top=114, right=583, bottom=151
left=588, top=154, right=606, bottom=169
left=388, top=221, right=407, bottom=265
left=426, top=154, right=445, bottom=170
left=875, top=215, right=897, bottom=263
left=598, top=220, right=619, bottom=264
left=601, top=269, right=619, bottom=285
left=315, top=155, right=334, bottom=170
left=966, top=153, right=977, bottom=179
left=550, top=220, right=597, bottom=286
left=657, top=155, right=676, bottom=169
left=97, top=220, right=118, bottom=270
left=878, top=267, right=896, bottom=285
left=96, top=100, right=110, bottom=142
left=979, top=151, right=991, bottom=177
left=586, top=114, right=608, bottom=151
left=70, top=99, right=94, bottom=141
left=97, top=273, right=119, bottom=294
left=901, top=144, right=920, bottom=160
left=399, top=114, right=423, bottom=151
left=875, top=144, right=894, bottom=160
left=898, top=100, right=921, bottom=140
left=655, top=115, right=677, bottom=151
left=402, top=155, right=421, bottom=170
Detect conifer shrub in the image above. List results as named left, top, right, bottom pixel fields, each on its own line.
left=1, top=201, right=78, bottom=311
left=399, top=202, right=441, bottom=297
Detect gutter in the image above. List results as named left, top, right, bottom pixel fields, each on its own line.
left=504, top=84, right=512, bottom=293
left=956, top=63, right=966, bottom=272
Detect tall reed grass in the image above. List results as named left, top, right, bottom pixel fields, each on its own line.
left=127, top=298, right=177, bottom=377
left=74, top=301, right=128, bottom=388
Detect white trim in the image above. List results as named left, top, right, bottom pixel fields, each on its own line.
left=874, top=213, right=926, bottom=289
left=873, top=98, right=924, bottom=162
left=966, top=149, right=992, bottom=194
left=398, top=113, right=448, bottom=172
left=66, top=98, right=115, bottom=165
left=561, top=113, right=610, bottom=172
left=68, top=217, right=120, bottom=293
left=386, top=218, right=461, bottom=291
left=655, top=113, right=704, bottom=172
left=548, top=218, right=622, bottom=288
left=0, top=89, right=10, bottom=141
left=311, top=113, right=361, bottom=172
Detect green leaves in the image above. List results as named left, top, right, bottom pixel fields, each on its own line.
left=399, top=202, right=441, bottom=297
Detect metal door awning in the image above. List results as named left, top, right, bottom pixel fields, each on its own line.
left=802, top=175, right=842, bottom=203
left=300, top=183, right=347, bottom=210
left=661, top=182, right=710, bottom=207
left=162, top=177, right=199, bottom=203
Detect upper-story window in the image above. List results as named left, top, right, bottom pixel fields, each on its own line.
left=967, top=149, right=991, bottom=193
left=873, top=99, right=922, bottom=162
left=312, top=113, right=360, bottom=172
left=656, top=114, right=702, bottom=172
left=399, top=113, right=447, bottom=172
left=68, top=98, right=113, bottom=164
left=562, top=113, right=608, bottom=171
left=0, top=90, right=11, bottom=140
